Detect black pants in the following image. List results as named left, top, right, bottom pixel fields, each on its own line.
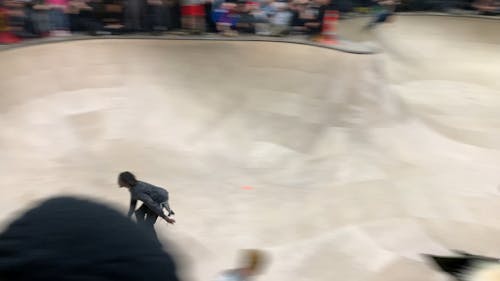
left=145, top=4, right=168, bottom=32
left=125, top=0, right=146, bottom=31
left=69, top=13, right=103, bottom=34
left=204, top=2, right=216, bottom=32
left=135, top=204, right=159, bottom=240
left=168, top=3, right=181, bottom=30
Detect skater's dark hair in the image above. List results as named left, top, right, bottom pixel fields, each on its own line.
left=119, top=171, right=138, bottom=187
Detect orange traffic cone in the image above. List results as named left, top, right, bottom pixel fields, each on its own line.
left=319, top=10, right=338, bottom=45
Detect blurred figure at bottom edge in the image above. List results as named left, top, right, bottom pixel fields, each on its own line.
left=0, top=196, right=180, bottom=281
left=215, top=249, right=269, bottom=281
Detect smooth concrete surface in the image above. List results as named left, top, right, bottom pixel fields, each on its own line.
left=1, top=15, right=500, bottom=281
left=0, top=33, right=377, bottom=54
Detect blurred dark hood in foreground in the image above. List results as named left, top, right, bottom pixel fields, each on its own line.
left=0, top=196, right=180, bottom=281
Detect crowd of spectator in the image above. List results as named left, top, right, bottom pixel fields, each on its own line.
left=0, top=0, right=344, bottom=41
left=0, top=0, right=498, bottom=43
left=470, top=0, right=499, bottom=13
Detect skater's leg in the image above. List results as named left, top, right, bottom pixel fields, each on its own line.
left=144, top=209, right=160, bottom=242
left=145, top=209, right=158, bottom=226
left=135, top=204, right=160, bottom=242
left=134, top=203, right=148, bottom=223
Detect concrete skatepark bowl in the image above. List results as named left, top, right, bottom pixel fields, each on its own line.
left=1, top=15, right=500, bottom=281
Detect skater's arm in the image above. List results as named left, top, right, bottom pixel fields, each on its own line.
left=128, top=199, right=137, bottom=218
